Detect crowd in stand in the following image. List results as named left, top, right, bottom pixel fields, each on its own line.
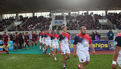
left=1, top=13, right=121, bottom=31
left=0, top=17, right=15, bottom=31
left=107, top=13, right=121, bottom=29
left=66, top=14, right=102, bottom=30
left=21, top=16, right=52, bottom=31
left=55, top=16, right=64, bottom=20
left=66, top=14, right=114, bottom=30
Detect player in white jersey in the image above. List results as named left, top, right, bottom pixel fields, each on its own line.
left=40, top=30, right=46, bottom=53
left=44, top=29, right=52, bottom=56
left=112, top=33, right=121, bottom=69
left=39, top=30, right=43, bottom=51
left=51, top=29, right=59, bottom=61
left=59, top=26, right=71, bottom=69
left=73, top=26, right=95, bottom=69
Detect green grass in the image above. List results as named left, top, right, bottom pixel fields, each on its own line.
left=0, top=54, right=117, bottom=69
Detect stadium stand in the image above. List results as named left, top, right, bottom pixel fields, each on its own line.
left=20, top=16, right=52, bottom=31
left=0, top=12, right=121, bottom=31
left=107, top=13, right=121, bottom=29
left=0, top=17, right=15, bottom=31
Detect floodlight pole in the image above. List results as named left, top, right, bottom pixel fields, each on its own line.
left=62, top=12, right=67, bottom=26
left=49, top=13, right=55, bottom=30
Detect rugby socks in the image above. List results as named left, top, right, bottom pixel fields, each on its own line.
left=40, top=46, right=41, bottom=50
left=77, top=64, right=81, bottom=69
left=54, top=56, right=57, bottom=61
left=5, top=50, right=9, bottom=54
left=49, top=53, right=51, bottom=56
left=43, top=48, right=45, bottom=52
left=63, top=63, right=66, bottom=69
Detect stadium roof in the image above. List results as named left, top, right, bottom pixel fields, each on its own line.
left=0, top=0, right=121, bottom=13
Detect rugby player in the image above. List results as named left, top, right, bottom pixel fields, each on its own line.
left=3, top=32, right=9, bottom=54
left=15, top=32, right=20, bottom=49
left=51, top=29, right=59, bottom=61
left=39, top=31, right=42, bottom=51
left=73, top=26, right=95, bottom=69
left=112, top=33, right=121, bottom=69
left=59, top=26, right=71, bottom=69
left=24, top=32, right=30, bottom=49
left=44, top=29, right=52, bottom=56
left=32, top=31, right=36, bottom=47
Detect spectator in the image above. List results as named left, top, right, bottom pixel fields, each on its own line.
left=107, top=29, right=114, bottom=40
left=0, top=34, right=3, bottom=40
left=95, top=31, right=101, bottom=40
left=9, top=32, right=13, bottom=41
left=91, top=32, right=95, bottom=40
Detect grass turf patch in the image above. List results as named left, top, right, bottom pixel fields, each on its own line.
left=0, top=54, right=115, bottom=69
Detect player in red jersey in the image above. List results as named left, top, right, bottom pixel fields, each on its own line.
left=15, top=32, right=20, bottom=49
left=3, top=32, right=9, bottom=54
left=51, top=29, right=59, bottom=61
left=59, top=26, right=71, bottom=69
left=32, top=31, right=36, bottom=47
left=35, top=31, right=38, bottom=46
left=24, top=32, right=30, bottom=49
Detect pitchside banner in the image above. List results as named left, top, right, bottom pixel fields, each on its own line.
left=70, top=40, right=116, bottom=51
left=0, top=41, right=14, bottom=51
left=91, top=40, right=109, bottom=51
left=0, top=40, right=116, bottom=51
